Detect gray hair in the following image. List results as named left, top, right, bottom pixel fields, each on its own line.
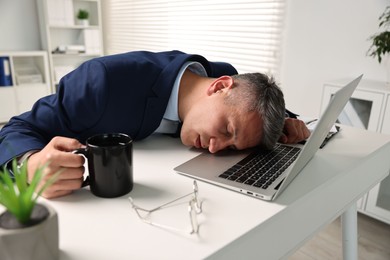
left=227, top=73, right=285, bottom=149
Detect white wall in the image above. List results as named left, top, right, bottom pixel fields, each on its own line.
left=1, top=0, right=388, bottom=119
left=281, top=0, right=389, bottom=117
left=0, top=0, right=41, bottom=51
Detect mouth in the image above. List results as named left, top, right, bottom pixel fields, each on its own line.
left=195, top=135, right=201, bottom=148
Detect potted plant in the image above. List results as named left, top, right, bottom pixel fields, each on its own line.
left=76, top=9, right=89, bottom=26
left=367, top=6, right=390, bottom=83
left=0, top=160, right=59, bottom=260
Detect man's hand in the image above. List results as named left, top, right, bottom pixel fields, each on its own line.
left=27, top=137, right=85, bottom=199
left=279, top=118, right=311, bottom=144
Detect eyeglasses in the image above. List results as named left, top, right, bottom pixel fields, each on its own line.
left=128, top=180, right=203, bottom=234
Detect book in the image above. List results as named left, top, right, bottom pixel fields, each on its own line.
left=83, top=29, right=101, bottom=54
left=15, top=65, right=43, bottom=85
left=47, top=0, right=74, bottom=26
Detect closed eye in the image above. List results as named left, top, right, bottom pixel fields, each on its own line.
left=225, top=124, right=234, bottom=137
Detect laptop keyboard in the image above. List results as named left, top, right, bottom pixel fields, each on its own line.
left=218, top=144, right=301, bottom=189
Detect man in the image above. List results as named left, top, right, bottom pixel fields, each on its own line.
left=0, top=50, right=310, bottom=198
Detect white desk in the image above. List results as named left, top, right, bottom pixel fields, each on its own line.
left=40, top=126, right=390, bottom=259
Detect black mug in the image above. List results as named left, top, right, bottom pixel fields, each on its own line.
left=75, top=133, right=133, bottom=198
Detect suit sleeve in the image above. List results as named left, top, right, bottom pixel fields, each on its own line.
left=0, top=60, right=109, bottom=166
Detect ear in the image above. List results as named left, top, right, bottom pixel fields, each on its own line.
left=206, top=76, right=234, bottom=96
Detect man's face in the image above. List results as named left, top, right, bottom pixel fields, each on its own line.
left=180, top=89, right=263, bottom=153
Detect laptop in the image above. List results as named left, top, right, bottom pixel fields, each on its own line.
left=174, top=75, right=363, bottom=201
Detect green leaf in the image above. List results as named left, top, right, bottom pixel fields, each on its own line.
left=367, top=7, right=390, bottom=63
left=35, top=170, right=61, bottom=200
left=24, top=164, right=45, bottom=203
left=0, top=181, right=17, bottom=212
left=0, top=168, right=18, bottom=202
left=12, top=160, right=27, bottom=194
left=0, top=166, right=20, bottom=219
left=0, top=159, right=59, bottom=224
left=16, top=161, right=28, bottom=193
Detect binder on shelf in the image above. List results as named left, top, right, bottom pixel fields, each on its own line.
left=15, top=65, right=43, bottom=85
left=0, top=57, right=12, bottom=87
left=83, top=29, right=101, bottom=54
left=47, top=0, right=74, bottom=26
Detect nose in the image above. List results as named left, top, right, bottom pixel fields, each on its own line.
left=208, top=137, right=231, bottom=153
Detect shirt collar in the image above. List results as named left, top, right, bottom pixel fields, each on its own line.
left=163, top=61, right=207, bottom=122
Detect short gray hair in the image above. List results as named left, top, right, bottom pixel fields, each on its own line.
left=227, top=73, right=285, bottom=149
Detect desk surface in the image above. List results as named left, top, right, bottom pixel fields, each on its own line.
left=26, top=127, right=390, bottom=259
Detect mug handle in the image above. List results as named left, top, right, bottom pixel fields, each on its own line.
left=73, top=148, right=90, bottom=187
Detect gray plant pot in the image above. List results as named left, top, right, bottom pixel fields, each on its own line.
left=0, top=203, right=59, bottom=260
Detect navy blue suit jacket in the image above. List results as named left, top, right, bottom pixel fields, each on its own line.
left=0, top=50, right=238, bottom=166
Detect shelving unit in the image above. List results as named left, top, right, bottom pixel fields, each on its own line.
left=36, top=0, right=103, bottom=90
left=321, top=78, right=390, bottom=224
left=0, top=51, right=51, bottom=123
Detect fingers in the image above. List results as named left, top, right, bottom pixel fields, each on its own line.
left=42, top=177, right=84, bottom=198
left=42, top=189, right=74, bottom=199
left=35, top=162, right=85, bottom=199
left=51, top=136, right=84, bottom=152
left=42, top=165, right=84, bottom=181
left=27, top=136, right=87, bottom=199
left=278, top=134, right=288, bottom=144
left=45, top=150, right=85, bottom=168
left=280, top=118, right=311, bottom=144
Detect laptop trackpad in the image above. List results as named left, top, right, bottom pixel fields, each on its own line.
left=174, top=149, right=252, bottom=179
